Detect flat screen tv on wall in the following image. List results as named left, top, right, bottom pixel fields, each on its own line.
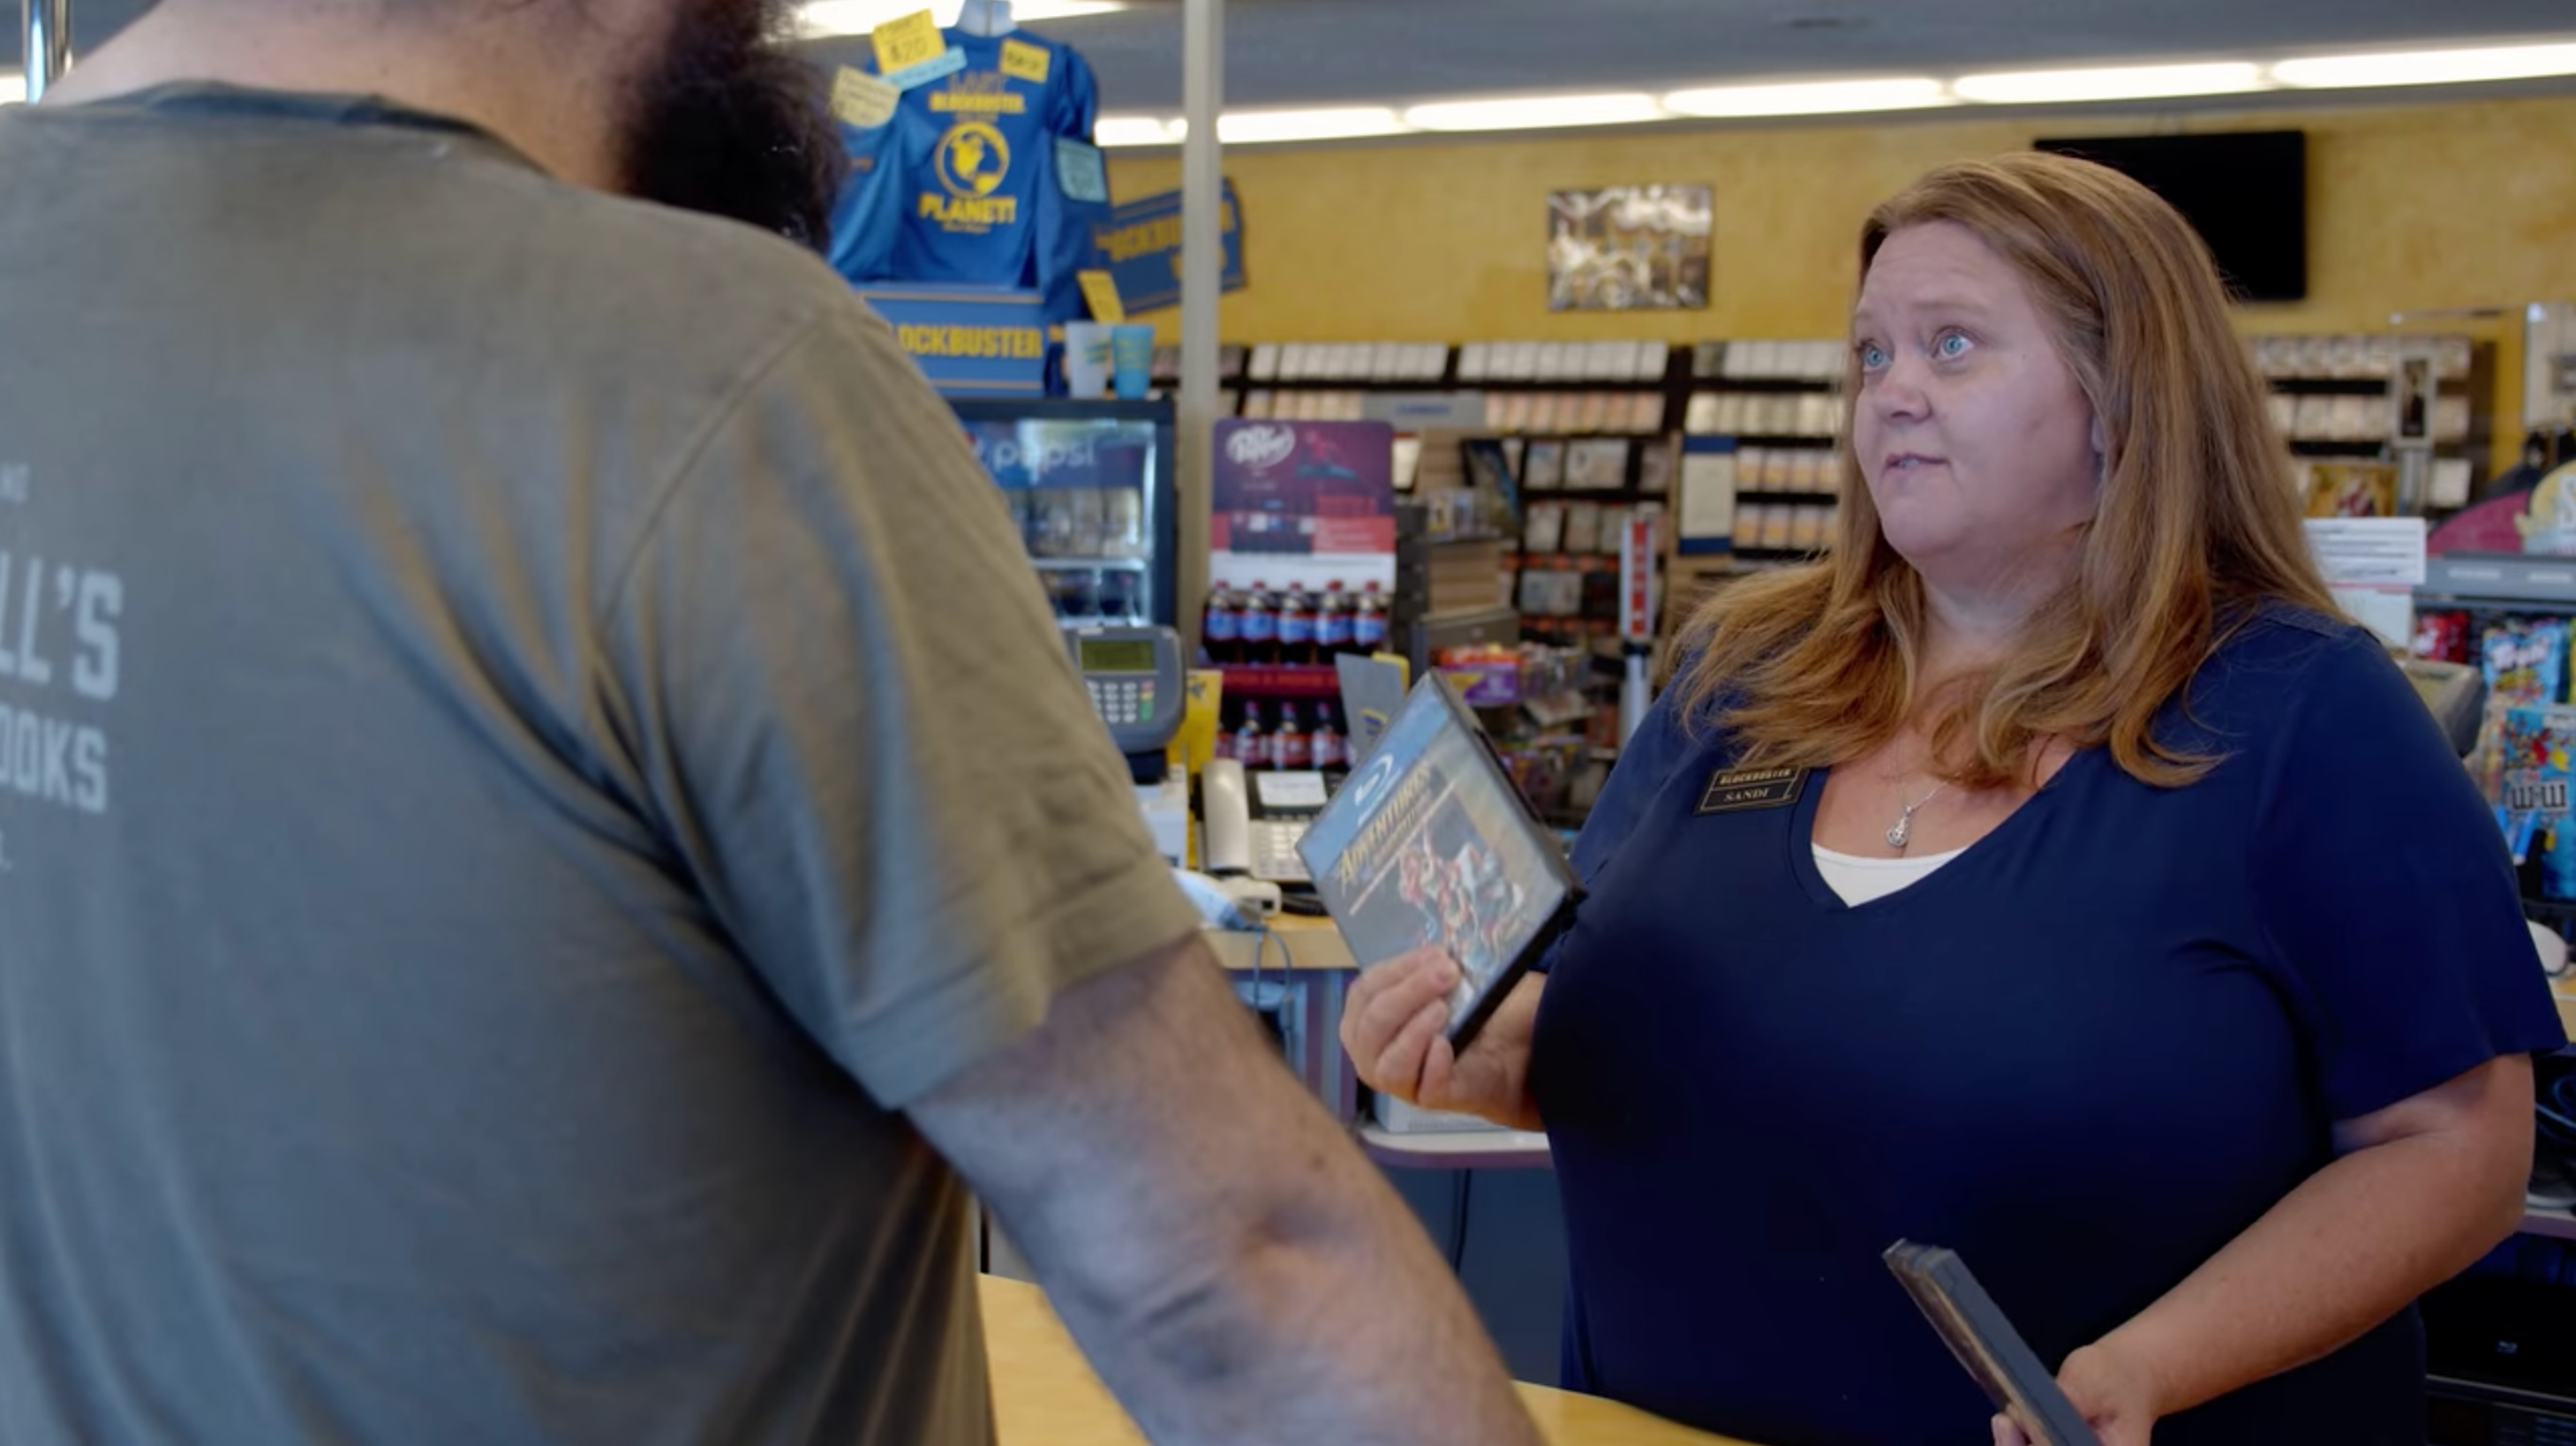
left=2034, top=130, right=2309, bottom=304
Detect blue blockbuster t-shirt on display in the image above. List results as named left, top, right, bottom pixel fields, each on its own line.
left=847, top=25, right=1104, bottom=318
left=824, top=110, right=928, bottom=287
left=1528, top=607, right=2566, bottom=1446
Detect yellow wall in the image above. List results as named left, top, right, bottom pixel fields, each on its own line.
left=1111, top=94, right=2576, bottom=459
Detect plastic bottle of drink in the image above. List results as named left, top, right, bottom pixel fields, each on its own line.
left=1277, top=584, right=1316, bottom=667
left=1233, top=700, right=1268, bottom=767
left=1239, top=582, right=1279, bottom=666
left=1271, top=702, right=1312, bottom=771
left=1097, top=568, right=1137, bottom=624
left=1314, top=580, right=1354, bottom=660
left=1201, top=585, right=1240, bottom=665
left=1353, top=581, right=1390, bottom=654
left=1058, top=568, right=1098, bottom=621
left=1311, top=702, right=1346, bottom=771
left=1210, top=702, right=1238, bottom=763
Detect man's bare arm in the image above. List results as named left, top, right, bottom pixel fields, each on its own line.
left=908, top=932, right=1543, bottom=1446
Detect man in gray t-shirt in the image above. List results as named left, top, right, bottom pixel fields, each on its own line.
left=0, top=4, right=1543, bottom=1443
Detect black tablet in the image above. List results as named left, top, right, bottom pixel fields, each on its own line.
left=1884, top=1241, right=2101, bottom=1446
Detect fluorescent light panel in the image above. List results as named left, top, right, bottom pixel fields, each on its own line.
left=1404, top=93, right=1667, bottom=132
left=2271, top=41, right=2576, bottom=89
left=893, top=34, right=2576, bottom=150
left=1218, top=107, right=1409, bottom=144
left=1662, top=77, right=1949, bottom=117
left=1094, top=114, right=1179, bottom=147
left=1951, top=62, right=2266, bottom=104
left=795, top=0, right=1125, bottom=40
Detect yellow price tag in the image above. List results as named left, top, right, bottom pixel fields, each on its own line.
left=1000, top=37, right=1053, bottom=84
left=1077, top=270, right=1126, bottom=323
left=1179, top=670, right=1224, bottom=776
left=829, top=66, right=901, bottom=128
left=871, top=10, right=946, bottom=75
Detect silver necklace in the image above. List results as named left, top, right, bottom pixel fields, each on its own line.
left=1886, top=782, right=1948, bottom=851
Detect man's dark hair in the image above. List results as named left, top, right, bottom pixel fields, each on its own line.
left=623, top=0, right=843, bottom=249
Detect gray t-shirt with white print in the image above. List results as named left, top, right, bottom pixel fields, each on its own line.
left=0, top=83, right=1194, bottom=1444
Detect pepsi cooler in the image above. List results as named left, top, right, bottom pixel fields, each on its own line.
left=953, top=398, right=1180, bottom=629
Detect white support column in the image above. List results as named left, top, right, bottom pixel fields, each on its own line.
left=1176, top=0, right=1224, bottom=651
left=23, top=0, right=72, bottom=100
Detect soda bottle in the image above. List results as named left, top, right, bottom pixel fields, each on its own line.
left=1353, top=581, right=1390, bottom=653
left=1058, top=568, right=1099, bottom=621
left=1277, top=584, right=1315, bottom=667
left=1201, top=585, right=1240, bottom=665
left=1233, top=700, right=1268, bottom=767
left=1271, top=702, right=1312, bottom=771
left=1239, top=581, right=1279, bottom=665
left=1314, top=580, right=1354, bottom=659
left=1097, top=568, right=1137, bottom=624
left=1312, top=702, right=1346, bottom=770
left=1210, top=702, right=1238, bottom=763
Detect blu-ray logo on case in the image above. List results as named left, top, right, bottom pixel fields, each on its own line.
left=1345, top=754, right=1399, bottom=813
left=1225, top=425, right=1297, bottom=471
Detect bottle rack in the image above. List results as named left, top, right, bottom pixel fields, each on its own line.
left=1217, top=664, right=1344, bottom=698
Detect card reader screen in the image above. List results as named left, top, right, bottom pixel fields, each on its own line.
left=1079, top=638, right=1156, bottom=674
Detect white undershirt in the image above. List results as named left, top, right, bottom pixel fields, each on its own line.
left=1812, top=843, right=1967, bottom=907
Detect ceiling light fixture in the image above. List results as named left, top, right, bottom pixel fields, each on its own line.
left=1951, top=61, right=2267, bottom=105
left=1402, top=93, right=1668, bottom=132
left=1218, top=107, right=1411, bottom=145
left=1662, top=77, right=1950, bottom=117
left=2271, top=41, right=2576, bottom=89
left=1093, top=114, right=1179, bottom=148
left=795, top=0, right=1126, bottom=40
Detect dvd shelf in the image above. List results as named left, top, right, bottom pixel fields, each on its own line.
left=2252, top=332, right=2494, bottom=512
left=1683, top=338, right=1848, bottom=569
left=1236, top=339, right=1453, bottom=423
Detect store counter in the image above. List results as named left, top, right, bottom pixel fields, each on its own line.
left=1204, top=915, right=1555, bottom=1168
left=1201, top=912, right=1355, bottom=972
left=980, top=1274, right=1747, bottom=1446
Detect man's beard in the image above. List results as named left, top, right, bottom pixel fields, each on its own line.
left=622, top=0, right=844, bottom=252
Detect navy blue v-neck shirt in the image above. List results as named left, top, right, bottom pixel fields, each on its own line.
left=1529, top=609, right=2565, bottom=1446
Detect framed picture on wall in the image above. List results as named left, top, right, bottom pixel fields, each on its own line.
left=1548, top=185, right=1713, bottom=312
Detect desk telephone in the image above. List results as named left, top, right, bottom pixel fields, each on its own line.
left=1202, top=759, right=1336, bottom=885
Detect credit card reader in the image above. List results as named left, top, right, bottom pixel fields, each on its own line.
left=1066, top=624, right=1186, bottom=781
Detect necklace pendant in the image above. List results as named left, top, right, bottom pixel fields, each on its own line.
left=1886, top=817, right=1912, bottom=850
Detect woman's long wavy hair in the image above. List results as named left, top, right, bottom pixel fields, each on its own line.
left=1672, top=152, right=2337, bottom=789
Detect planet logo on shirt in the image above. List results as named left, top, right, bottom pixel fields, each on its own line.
left=938, top=122, right=1012, bottom=200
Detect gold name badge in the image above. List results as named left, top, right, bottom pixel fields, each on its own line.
left=1697, top=765, right=1809, bottom=815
